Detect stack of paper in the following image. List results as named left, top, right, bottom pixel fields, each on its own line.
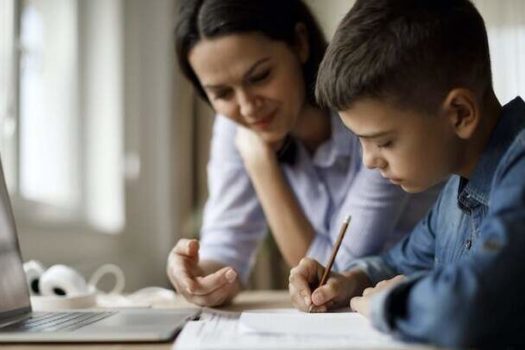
left=174, top=308, right=428, bottom=349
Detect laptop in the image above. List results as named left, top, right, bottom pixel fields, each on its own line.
left=0, top=158, right=200, bottom=342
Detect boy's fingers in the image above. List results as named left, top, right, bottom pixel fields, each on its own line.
left=305, top=258, right=325, bottom=280
left=289, top=258, right=327, bottom=312
left=350, top=296, right=361, bottom=311
left=310, top=288, right=325, bottom=306
left=292, top=258, right=322, bottom=281
left=289, top=283, right=311, bottom=311
left=375, top=280, right=387, bottom=288
left=311, top=275, right=345, bottom=307
left=289, top=265, right=318, bottom=307
left=350, top=296, right=369, bottom=316
left=288, top=274, right=312, bottom=302
left=190, top=267, right=238, bottom=296
left=309, top=304, right=328, bottom=313
left=362, top=287, right=374, bottom=296
left=289, top=258, right=322, bottom=289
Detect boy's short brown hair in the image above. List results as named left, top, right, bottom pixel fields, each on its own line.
left=316, top=0, right=492, bottom=114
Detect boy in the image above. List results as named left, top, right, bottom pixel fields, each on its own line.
left=288, top=0, right=525, bottom=347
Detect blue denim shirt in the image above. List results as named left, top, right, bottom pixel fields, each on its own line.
left=349, top=97, right=525, bottom=347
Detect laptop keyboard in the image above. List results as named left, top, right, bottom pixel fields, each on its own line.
left=0, top=311, right=116, bottom=332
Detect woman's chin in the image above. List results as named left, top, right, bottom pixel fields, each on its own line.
left=257, top=130, right=287, bottom=145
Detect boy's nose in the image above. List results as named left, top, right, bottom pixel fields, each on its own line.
left=363, top=149, right=386, bottom=170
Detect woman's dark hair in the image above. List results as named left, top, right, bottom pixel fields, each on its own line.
left=175, top=0, right=327, bottom=105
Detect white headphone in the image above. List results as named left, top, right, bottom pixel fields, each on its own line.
left=23, top=260, right=125, bottom=297
left=23, top=260, right=177, bottom=310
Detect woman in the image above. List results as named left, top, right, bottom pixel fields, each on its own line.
left=167, top=0, right=440, bottom=306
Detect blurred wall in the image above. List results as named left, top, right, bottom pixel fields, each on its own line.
left=304, top=0, right=355, bottom=39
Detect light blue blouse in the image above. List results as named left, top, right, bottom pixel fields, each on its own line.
left=199, top=113, right=441, bottom=283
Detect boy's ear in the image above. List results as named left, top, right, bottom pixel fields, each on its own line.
left=442, top=88, right=480, bottom=140
left=294, top=23, right=310, bottom=64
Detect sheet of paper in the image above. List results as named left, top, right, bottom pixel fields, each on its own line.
left=239, top=308, right=379, bottom=336
left=174, top=308, right=425, bottom=350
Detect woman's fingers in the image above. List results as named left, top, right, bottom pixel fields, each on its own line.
left=172, top=239, right=199, bottom=258
left=184, top=267, right=240, bottom=306
left=166, top=239, right=201, bottom=290
left=187, top=279, right=240, bottom=307
left=166, top=239, right=242, bottom=307
left=190, top=267, right=238, bottom=296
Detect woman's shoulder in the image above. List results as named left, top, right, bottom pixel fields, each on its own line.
left=212, top=114, right=237, bottom=138
left=327, top=110, right=361, bottom=159
left=209, top=114, right=242, bottom=162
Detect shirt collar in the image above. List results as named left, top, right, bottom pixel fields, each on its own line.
left=458, top=96, right=525, bottom=210
left=312, top=112, right=353, bottom=167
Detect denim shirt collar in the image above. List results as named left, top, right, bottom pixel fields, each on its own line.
left=312, top=112, right=352, bottom=167
left=458, top=97, right=525, bottom=211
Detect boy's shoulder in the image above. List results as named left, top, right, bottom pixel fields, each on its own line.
left=495, top=97, right=525, bottom=164
left=490, top=97, right=525, bottom=192
left=493, top=126, right=525, bottom=182
left=435, top=97, right=525, bottom=213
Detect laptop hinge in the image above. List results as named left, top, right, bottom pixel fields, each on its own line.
left=0, top=311, right=32, bottom=329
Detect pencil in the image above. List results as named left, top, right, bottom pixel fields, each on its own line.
left=308, top=215, right=351, bottom=313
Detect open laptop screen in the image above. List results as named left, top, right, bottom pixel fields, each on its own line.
left=0, top=158, right=31, bottom=318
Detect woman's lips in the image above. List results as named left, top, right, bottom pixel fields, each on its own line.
left=251, top=111, right=276, bottom=130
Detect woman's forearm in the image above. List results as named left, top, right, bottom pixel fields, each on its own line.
left=245, top=159, right=315, bottom=267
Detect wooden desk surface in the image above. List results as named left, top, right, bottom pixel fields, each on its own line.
left=2, top=290, right=292, bottom=350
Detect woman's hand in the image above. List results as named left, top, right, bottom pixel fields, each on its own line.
left=166, top=239, right=241, bottom=306
left=288, top=257, right=372, bottom=312
left=350, top=275, right=406, bottom=318
left=235, top=126, right=280, bottom=170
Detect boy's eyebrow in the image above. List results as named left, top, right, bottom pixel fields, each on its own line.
left=203, top=57, right=271, bottom=90
left=355, top=131, right=393, bottom=139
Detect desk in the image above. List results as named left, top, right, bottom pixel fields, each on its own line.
left=3, top=290, right=292, bottom=350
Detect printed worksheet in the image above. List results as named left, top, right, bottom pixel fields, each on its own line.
left=174, top=308, right=429, bottom=349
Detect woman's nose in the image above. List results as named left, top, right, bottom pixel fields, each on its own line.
left=238, top=90, right=262, bottom=117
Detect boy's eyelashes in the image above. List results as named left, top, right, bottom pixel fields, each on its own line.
left=360, top=137, right=394, bottom=149
left=377, top=140, right=393, bottom=149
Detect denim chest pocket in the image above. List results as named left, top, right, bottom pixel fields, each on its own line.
left=435, top=209, right=472, bottom=266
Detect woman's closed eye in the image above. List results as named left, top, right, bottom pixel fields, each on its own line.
left=247, top=69, right=270, bottom=85
left=211, top=88, right=233, bottom=101
left=208, top=70, right=270, bottom=101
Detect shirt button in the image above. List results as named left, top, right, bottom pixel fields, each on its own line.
left=465, top=239, right=472, bottom=250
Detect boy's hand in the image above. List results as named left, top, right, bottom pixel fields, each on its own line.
left=350, top=275, right=406, bottom=318
left=166, top=239, right=240, bottom=307
left=289, top=257, right=372, bottom=312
